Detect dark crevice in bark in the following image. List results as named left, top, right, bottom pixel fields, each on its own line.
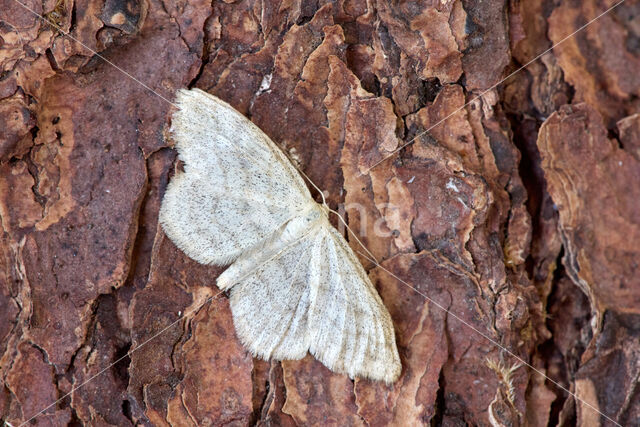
left=431, top=368, right=446, bottom=425
left=537, top=248, right=588, bottom=426
left=250, top=374, right=271, bottom=425
left=70, top=0, right=78, bottom=34
left=121, top=398, right=134, bottom=424
left=45, top=48, right=62, bottom=72
left=187, top=3, right=216, bottom=89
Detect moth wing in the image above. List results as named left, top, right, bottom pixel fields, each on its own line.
left=307, top=225, right=401, bottom=383
left=224, top=233, right=319, bottom=361
left=224, top=220, right=401, bottom=383
left=159, top=89, right=313, bottom=265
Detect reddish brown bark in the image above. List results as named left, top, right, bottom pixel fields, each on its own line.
left=1, top=0, right=639, bottom=425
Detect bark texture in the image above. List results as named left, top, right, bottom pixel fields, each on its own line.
left=1, top=0, right=639, bottom=425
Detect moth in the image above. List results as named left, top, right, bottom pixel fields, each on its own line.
left=160, top=88, right=401, bottom=383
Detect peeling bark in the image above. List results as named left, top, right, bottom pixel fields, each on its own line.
left=1, top=0, right=639, bottom=425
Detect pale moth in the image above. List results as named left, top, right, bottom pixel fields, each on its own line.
left=160, top=88, right=401, bottom=383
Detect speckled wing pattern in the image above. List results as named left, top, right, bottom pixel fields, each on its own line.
left=160, top=88, right=401, bottom=383
left=159, top=89, right=311, bottom=266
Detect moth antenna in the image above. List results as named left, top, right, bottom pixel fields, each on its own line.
left=327, top=207, right=379, bottom=266
left=295, top=165, right=378, bottom=265
left=297, top=167, right=327, bottom=206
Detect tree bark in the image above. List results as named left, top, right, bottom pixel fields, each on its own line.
left=1, top=0, right=639, bottom=425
